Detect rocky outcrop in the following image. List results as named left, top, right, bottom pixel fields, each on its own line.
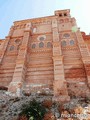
left=0, top=90, right=90, bottom=120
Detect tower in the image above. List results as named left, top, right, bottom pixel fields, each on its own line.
left=54, top=10, right=90, bottom=98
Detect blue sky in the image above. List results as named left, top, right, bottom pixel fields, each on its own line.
left=0, top=0, right=90, bottom=39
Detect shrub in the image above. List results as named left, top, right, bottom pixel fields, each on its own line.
left=19, top=99, right=47, bottom=120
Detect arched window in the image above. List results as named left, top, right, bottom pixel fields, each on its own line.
left=39, top=42, right=44, bottom=48
left=47, top=42, right=52, bottom=48
left=70, top=40, right=74, bottom=45
left=9, top=46, right=14, bottom=51
left=61, top=41, right=66, bottom=47
left=32, top=44, right=36, bottom=49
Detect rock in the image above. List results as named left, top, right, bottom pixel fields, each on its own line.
left=55, top=112, right=60, bottom=118
left=0, top=90, right=90, bottom=120
left=42, top=99, right=53, bottom=109
left=44, top=111, right=56, bottom=120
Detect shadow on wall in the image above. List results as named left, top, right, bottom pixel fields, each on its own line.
left=0, top=86, right=8, bottom=91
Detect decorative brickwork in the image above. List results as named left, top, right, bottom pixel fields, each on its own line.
left=0, top=9, right=90, bottom=101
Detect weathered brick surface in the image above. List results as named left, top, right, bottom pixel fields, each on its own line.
left=0, top=9, right=90, bottom=101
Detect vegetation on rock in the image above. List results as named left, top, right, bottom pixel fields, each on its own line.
left=19, top=99, right=47, bottom=120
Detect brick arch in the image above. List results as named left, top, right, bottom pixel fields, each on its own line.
left=70, top=40, right=74, bottom=45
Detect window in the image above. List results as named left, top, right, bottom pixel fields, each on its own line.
left=47, top=42, right=52, bottom=48
left=37, top=35, right=46, bottom=41
left=39, top=37, right=45, bottom=41
left=32, top=44, right=36, bottom=49
left=39, top=42, right=44, bottom=48
left=63, top=33, right=70, bottom=38
left=64, top=13, right=67, bottom=16
left=9, top=46, right=14, bottom=51
left=70, top=40, right=74, bottom=45
left=59, top=14, right=62, bottom=17
left=61, top=41, right=66, bottom=47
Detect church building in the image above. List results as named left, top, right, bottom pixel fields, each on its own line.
left=0, top=9, right=90, bottom=101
